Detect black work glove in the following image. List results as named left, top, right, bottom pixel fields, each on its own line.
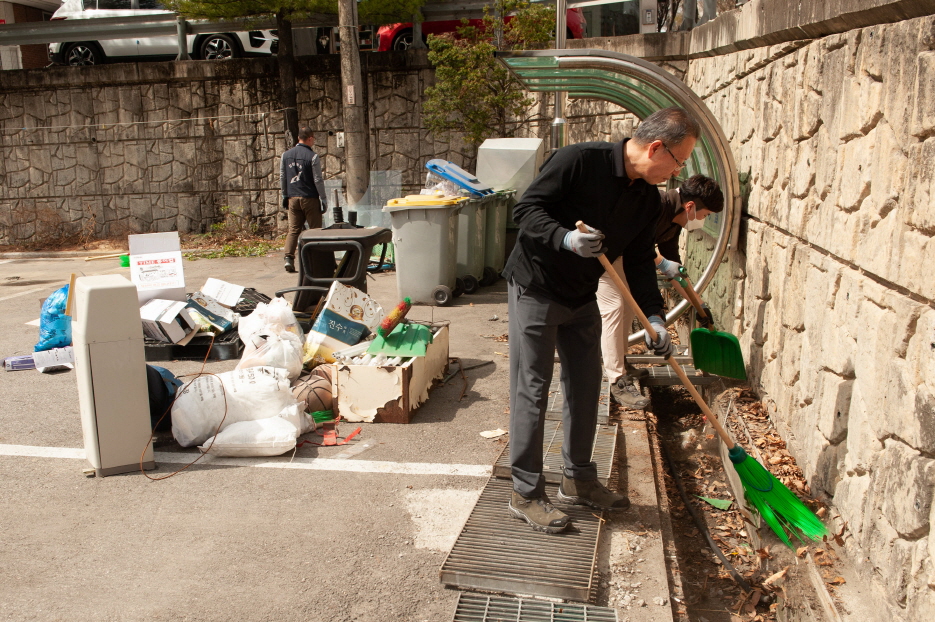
left=281, top=197, right=289, bottom=211
left=697, top=303, right=714, bottom=329
left=320, top=201, right=328, bottom=214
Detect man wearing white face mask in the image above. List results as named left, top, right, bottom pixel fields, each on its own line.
left=597, top=174, right=724, bottom=409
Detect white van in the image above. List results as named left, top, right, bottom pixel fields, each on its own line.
left=48, top=0, right=278, bottom=65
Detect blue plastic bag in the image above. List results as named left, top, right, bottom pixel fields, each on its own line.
left=35, top=284, right=72, bottom=352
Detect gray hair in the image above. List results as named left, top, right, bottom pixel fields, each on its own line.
left=633, top=107, right=700, bottom=146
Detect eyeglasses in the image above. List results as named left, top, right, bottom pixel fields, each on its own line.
left=661, top=142, right=686, bottom=173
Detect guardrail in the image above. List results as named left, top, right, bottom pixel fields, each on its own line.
left=0, top=1, right=567, bottom=47
left=0, top=13, right=338, bottom=46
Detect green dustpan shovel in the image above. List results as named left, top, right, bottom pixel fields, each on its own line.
left=367, top=322, right=432, bottom=357
left=673, top=273, right=747, bottom=380
left=690, top=327, right=747, bottom=380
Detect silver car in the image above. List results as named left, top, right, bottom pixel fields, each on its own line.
left=48, top=0, right=277, bottom=65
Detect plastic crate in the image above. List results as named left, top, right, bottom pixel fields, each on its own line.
left=144, top=329, right=244, bottom=362
left=233, top=287, right=272, bottom=316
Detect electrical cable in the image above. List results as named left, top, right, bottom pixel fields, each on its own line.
left=139, top=333, right=232, bottom=481
left=658, top=437, right=753, bottom=594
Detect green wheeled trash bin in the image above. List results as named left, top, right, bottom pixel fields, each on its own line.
left=481, top=190, right=515, bottom=286
left=454, top=195, right=489, bottom=295
left=383, top=195, right=466, bottom=306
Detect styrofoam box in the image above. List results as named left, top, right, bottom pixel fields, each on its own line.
left=334, top=326, right=449, bottom=423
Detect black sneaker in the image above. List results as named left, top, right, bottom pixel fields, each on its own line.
left=284, top=256, right=296, bottom=273
left=611, top=375, right=650, bottom=409
left=509, top=491, right=570, bottom=534
left=556, top=475, right=631, bottom=511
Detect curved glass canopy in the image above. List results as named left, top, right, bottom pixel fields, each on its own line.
left=496, top=49, right=740, bottom=342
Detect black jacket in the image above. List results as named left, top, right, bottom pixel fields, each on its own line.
left=655, top=188, right=683, bottom=264
left=280, top=143, right=326, bottom=203
left=503, top=139, right=664, bottom=317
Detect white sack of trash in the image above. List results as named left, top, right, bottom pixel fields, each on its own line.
left=236, top=325, right=304, bottom=380
left=171, top=366, right=314, bottom=454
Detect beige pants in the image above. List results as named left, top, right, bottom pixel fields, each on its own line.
left=596, top=257, right=634, bottom=383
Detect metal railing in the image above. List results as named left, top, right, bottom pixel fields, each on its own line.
left=0, top=13, right=338, bottom=46
left=0, top=1, right=570, bottom=47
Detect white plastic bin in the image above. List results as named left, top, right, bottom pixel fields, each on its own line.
left=383, top=195, right=465, bottom=306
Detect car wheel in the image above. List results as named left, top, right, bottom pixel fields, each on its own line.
left=201, top=34, right=239, bottom=60
left=64, top=43, right=102, bottom=66
left=392, top=30, right=414, bottom=51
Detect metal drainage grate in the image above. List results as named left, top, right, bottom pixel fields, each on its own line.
left=452, top=592, right=618, bottom=622
left=492, top=420, right=618, bottom=485
left=639, top=364, right=718, bottom=386
left=545, top=365, right=610, bottom=425
left=440, top=478, right=603, bottom=602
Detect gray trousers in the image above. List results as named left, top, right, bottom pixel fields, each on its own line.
left=509, top=280, right=603, bottom=498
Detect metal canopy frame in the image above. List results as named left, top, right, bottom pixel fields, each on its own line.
left=496, top=49, right=741, bottom=340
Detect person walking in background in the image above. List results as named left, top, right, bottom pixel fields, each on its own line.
left=281, top=127, right=331, bottom=274
left=599, top=174, right=724, bottom=410
left=503, top=107, right=700, bottom=533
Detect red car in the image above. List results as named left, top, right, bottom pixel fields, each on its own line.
left=376, top=8, right=587, bottom=51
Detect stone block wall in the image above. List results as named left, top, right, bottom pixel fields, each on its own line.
left=685, top=14, right=935, bottom=618
left=0, top=50, right=655, bottom=247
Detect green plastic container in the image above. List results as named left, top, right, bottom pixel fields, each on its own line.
left=482, top=190, right=515, bottom=285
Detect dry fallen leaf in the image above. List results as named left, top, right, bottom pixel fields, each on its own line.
left=828, top=576, right=846, bottom=586
left=796, top=546, right=808, bottom=558
left=816, top=506, right=827, bottom=518
left=763, top=566, right=789, bottom=586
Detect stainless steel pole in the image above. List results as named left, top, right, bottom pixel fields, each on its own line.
left=550, top=0, right=567, bottom=151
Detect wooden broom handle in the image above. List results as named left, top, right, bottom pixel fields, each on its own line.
left=679, top=275, right=707, bottom=317
left=575, top=221, right=734, bottom=448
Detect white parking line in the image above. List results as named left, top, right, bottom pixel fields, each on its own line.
left=0, top=287, right=46, bottom=302
left=0, top=444, right=493, bottom=478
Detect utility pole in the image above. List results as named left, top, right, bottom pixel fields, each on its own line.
left=551, top=0, right=567, bottom=152
left=337, top=0, right=370, bottom=206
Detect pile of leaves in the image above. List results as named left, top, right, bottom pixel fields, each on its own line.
left=719, top=389, right=814, bottom=498
left=182, top=205, right=281, bottom=260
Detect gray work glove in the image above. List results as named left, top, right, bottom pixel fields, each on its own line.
left=656, top=257, right=683, bottom=280
left=562, top=226, right=605, bottom=258
left=644, top=315, right=675, bottom=357
left=281, top=196, right=289, bottom=211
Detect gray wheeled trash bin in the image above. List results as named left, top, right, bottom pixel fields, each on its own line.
left=481, top=190, right=515, bottom=286
left=383, top=195, right=465, bottom=306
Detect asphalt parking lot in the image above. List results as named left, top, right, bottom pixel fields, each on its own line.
left=0, top=254, right=514, bottom=621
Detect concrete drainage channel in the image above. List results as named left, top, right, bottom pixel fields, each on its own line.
left=439, top=371, right=681, bottom=621
left=439, top=366, right=845, bottom=622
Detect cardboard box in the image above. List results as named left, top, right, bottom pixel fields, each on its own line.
left=140, top=299, right=198, bottom=344
left=334, top=326, right=449, bottom=423
left=3, top=355, right=35, bottom=371
left=186, top=291, right=236, bottom=333
left=128, top=232, right=186, bottom=305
